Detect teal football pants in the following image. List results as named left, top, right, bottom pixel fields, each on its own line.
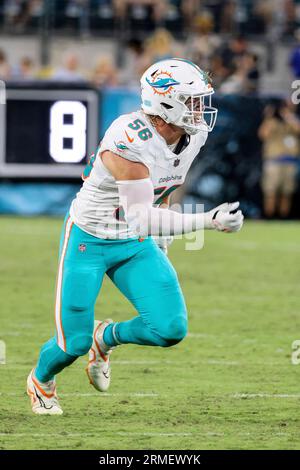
left=35, top=215, right=187, bottom=382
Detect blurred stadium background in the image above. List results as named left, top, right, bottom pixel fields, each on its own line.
left=0, top=0, right=300, bottom=218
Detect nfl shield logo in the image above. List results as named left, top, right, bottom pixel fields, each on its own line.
left=79, top=244, right=86, bottom=252
left=174, top=158, right=180, bottom=167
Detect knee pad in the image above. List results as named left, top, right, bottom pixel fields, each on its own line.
left=67, top=334, right=93, bottom=357
left=157, top=314, right=188, bottom=347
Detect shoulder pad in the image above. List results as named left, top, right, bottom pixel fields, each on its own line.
left=98, top=113, right=153, bottom=164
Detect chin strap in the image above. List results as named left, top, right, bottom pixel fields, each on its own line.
left=174, top=134, right=190, bottom=154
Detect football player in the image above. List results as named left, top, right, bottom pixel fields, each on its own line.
left=27, top=58, right=243, bottom=414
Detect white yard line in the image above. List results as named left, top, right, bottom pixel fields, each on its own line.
left=2, top=359, right=292, bottom=369
left=1, top=332, right=47, bottom=337
left=0, top=431, right=293, bottom=438
left=3, top=359, right=241, bottom=367
left=0, top=330, right=284, bottom=342
left=0, top=432, right=192, bottom=438
left=0, top=392, right=158, bottom=398
left=111, top=359, right=240, bottom=365
left=187, top=333, right=213, bottom=338
left=1, top=227, right=60, bottom=236
left=64, top=392, right=159, bottom=398
left=4, top=331, right=211, bottom=337
left=232, top=393, right=300, bottom=399
left=1, top=391, right=299, bottom=399
left=226, top=240, right=300, bottom=252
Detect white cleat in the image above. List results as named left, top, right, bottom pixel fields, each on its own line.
left=86, top=319, right=114, bottom=392
left=27, top=369, right=63, bottom=415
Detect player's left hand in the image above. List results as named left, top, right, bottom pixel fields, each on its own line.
left=153, top=236, right=174, bottom=254
left=209, top=201, right=244, bottom=233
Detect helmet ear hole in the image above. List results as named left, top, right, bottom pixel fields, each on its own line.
left=178, top=95, right=186, bottom=102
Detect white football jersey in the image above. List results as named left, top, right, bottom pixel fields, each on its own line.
left=70, top=110, right=208, bottom=239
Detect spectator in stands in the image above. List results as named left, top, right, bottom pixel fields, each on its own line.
left=219, top=35, right=249, bottom=68
left=216, top=50, right=260, bottom=95
left=213, top=34, right=261, bottom=95
left=283, top=0, right=297, bottom=36
left=180, top=0, right=201, bottom=31
left=254, top=0, right=287, bottom=36
left=218, top=61, right=246, bottom=95
left=242, top=52, right=260, bottom=94
left=258, top=100, right=300, bottom=218
left=11, top=56, right=36, bottom=81
left=3, top=0, right=42, bottom=31
left=66, top=0, right=88, bottom=18
left=2, top=0, right=23, bottom=27
left=52, top=52, right=85, bottom=82
left=144, top=28, right=181, bottom=63
left=0, top=48, right=11, bottom=80
left=289, top=28, right=300, bottom=78
left=208, top=53, right=229, bottom=89
left=91, top=56, right=119, bottom=87
left=186, top=11, right=221, bottom=70
left=113, top=0, right=167, bottom=27
left=219, top=0, right=237, bottom=34
left=121, top=38, right=152, bottom=86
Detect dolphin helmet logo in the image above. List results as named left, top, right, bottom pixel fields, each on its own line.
left=146, top=70, right=180, bottom=96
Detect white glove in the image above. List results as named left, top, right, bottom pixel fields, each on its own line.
left=205, top=201, right=244, bottom=233
left=153, top=235, right=174, bottom=254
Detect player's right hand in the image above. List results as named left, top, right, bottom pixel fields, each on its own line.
left=208, top=202, right=244, bottom=233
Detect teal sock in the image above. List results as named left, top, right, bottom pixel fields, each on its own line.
left=35, top=337, right=77, bottom=382
left=103, top=317, right=168, bottom=347
left=103, top=323, right=120, bottom=348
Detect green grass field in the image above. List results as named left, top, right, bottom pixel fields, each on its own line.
left=0, top=217, right=300, bottom=450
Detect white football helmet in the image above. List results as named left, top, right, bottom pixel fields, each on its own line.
left=140, top=58, right=218, bottom=135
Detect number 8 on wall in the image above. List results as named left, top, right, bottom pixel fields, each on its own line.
left=49, top=101, right=87, bottom=163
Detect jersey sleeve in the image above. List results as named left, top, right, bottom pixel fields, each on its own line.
left=97, top=114, right=151, bottom=167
